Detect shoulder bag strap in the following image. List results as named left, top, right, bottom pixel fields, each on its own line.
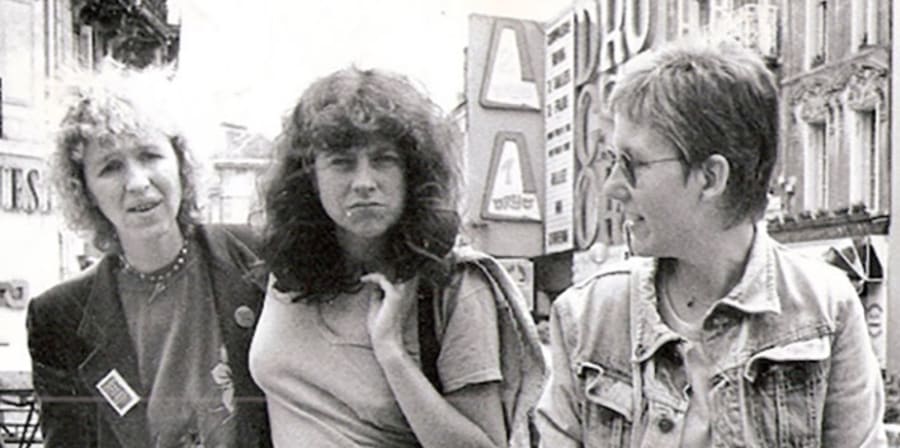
left=417, top=283, right=443, bottom=393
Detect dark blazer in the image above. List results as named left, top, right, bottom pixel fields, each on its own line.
left=26, top=225, right=272, bottom=448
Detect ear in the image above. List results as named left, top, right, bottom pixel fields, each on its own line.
left=697, top=154, right=729, bottom=202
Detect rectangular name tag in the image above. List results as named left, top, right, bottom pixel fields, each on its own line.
left=96, top=369, right=140, bottom=416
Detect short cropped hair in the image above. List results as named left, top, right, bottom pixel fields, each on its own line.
left=610, top=39, right=778, bottom=227
left=261, top=67, right=462, bottom=298
left=51, top=63, right=200, bottom=252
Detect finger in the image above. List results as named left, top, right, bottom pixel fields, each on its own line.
left=360, top=272, right=394, bottom=296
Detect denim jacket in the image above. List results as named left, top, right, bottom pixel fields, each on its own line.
left=536, top=228, right=886, bottom=447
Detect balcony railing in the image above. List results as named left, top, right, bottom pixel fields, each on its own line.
left=696, top=4, right=779, bottom=61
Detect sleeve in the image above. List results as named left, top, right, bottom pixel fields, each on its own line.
left=535, top=296, right=584, bottom=448
left=436, top=266, right=503, bottom=394
left=26, top=297, right=93, bottom=448
left=821, top=279, right=887, bottom=447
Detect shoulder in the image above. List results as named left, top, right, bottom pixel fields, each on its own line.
left=26, top=259, right=106, bottom=348
left=769, top=240, right=862, bottom=329
left=552, top=257, right=637, bottom=323
left=195, top=224, right=266, bottom=282
left=28, top=260, right=102, bottom=320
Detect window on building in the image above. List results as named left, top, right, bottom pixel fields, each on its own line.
left=675, top=0, right=698, bottom=37
left=78, top=25, right=94, bottom=69
left=849, top=110, right=878, bottom=210
left=807, top=0, right=828, bottom=67
left=708, top=0, right=732, bottom=34
left=697, top=0, right=711, bottom=30
left=852, top=0, right=878, bottom=47
left=804, top=122, right=828, bottom=210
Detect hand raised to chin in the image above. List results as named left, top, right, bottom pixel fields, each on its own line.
left=360, top=272, right=414, bottom=356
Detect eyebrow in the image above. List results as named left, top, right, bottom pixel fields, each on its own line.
left=89, top=150, right=121, bottom=166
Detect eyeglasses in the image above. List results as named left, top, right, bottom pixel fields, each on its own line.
left=601, top=149, right=682, bottom=187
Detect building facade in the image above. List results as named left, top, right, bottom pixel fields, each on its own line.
left=206, top=122, right=271, bottom=226
left=767, top=0, right=891, bottom=368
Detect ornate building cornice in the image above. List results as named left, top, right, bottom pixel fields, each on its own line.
left=74, top=0, right=179, bottom=68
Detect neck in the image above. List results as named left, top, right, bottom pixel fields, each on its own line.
left=666, top=222, right=756, bottom=309
left=337, top=231, right=392, bottom=275
left=119, top=229, right=185, bottom=272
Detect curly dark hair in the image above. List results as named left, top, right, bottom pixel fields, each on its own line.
left=51, top=64, right=200, bottom=252
left=261, top=67, right=462, bottom=299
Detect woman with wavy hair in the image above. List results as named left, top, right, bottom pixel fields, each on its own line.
left=27, top=65, right=271, bottom=447
left=249, top=67, right=545, bottom=447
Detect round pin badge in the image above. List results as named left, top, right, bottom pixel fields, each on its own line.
left=234, top=305, right=256, bottom=328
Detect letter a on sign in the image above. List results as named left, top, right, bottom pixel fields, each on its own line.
left=480, top=20, right=541, bottom=110
left=482, top=132, right=541, bottom=221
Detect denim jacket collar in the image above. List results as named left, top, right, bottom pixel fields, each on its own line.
left=631, top=223, right=781, bottom=363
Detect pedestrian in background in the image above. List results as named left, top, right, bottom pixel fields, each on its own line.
left=27, top=63, right=271, bottom=447
left=536, top=39, right=886, bottom=446
left=249, top=66, right=545, bottom=448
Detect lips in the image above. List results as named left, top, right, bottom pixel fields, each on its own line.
left=127, top=201, right=160, bottom=213
left=348, top=202, right=383, bottom=210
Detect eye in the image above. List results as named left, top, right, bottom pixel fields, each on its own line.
left=372, top=152, right=401, bottom=166
left=329, top=155, right=355, bottom=168
left=138, top=149, right=163, bottom=162
left=98, top=159, right=124, bottom=176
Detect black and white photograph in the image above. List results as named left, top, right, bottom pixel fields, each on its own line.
left=1, top=0, right=898, bottom=446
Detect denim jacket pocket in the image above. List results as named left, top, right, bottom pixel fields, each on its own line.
left=742, top=336, right=831, bottom=448
left=577, top=361, right=634, bottom=448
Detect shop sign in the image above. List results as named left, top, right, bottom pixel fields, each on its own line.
left=482, top=132, right=541, bottom=222
left=0, top=279, right=29, bottom=309
left=480, top=20, right=542, bottom=110
left=543, top=12, right=576, bottom=253
left=574, top=0, right=652, bottom=80
left=0, top=153, right=52, bottom=214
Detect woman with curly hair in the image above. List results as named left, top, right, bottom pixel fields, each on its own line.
left=249, top=67, right=545, bottom=447
left=26, top=65, right=271, bottom=448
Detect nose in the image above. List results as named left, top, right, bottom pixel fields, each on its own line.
left=124, top=162, right=151, bottom=193
left=601, top=165, right=629, bottom=202
left=351, top=160, right=377, bottom=195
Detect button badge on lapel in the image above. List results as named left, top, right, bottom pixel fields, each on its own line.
left=234, top=305, right=256, bottom=328
left=95, top=369, right=140, bottom=416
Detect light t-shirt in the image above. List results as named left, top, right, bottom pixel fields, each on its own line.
left=249, top=266, right=503, bottom=447
left=656, top=290, right=713, bottom=448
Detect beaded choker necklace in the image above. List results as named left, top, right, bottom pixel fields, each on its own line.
left=120, top=242, right=189, bottom=283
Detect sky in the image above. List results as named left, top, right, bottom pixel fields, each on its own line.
left=173, top=0, right=572, bottom=142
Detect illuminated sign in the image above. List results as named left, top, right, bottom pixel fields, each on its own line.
left=575, top=0, right=652, bottom=77
left=482, top=132, right=541, bottom=221
left=480, top=20, right=542, bottom=110
left=0, top=153, right=52, bottom=214
left=557, top=0, right=655, bottom=252
left=543, top=12, right=576, bottom=254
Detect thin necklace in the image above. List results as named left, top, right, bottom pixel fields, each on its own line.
left=119, top=241, right=189, bottom=284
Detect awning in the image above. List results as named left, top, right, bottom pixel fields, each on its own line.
left=822, top=236, right=883, bottom=295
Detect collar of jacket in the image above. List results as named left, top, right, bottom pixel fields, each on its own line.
left=630, top=223, right=782, bottom=364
